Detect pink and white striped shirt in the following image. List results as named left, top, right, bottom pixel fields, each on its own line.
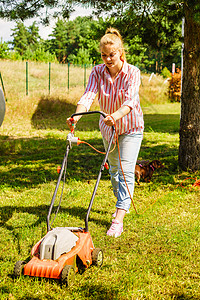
left=78, top=61, right=144, bottom=141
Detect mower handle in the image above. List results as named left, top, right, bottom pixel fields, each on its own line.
left=47, top=110, right=115, bottom=233
left=72, top=111, right=116, bottom=232
left=71, top=110, right=107, bottom=119
left=70, top=110, right=115, bottom=136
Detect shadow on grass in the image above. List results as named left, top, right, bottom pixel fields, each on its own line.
left=169, top=294, right=200, bottom=300
left=31, top=96, right=100, bottom=131
left=0, top=135, right=179, bottom=193
left=1, top=281, right=120, bottom=300
left=31, top=95, right=180, bottom=134
left=0, top=133, right=179, bottom=190
left=0, top=204, right=111, bottom=258
left=0, top=204, right=111, bottom=231
left=0, top=135, right=108, bottom=189
left=75, top=283, right=120, bottom=300
left=0, top=205, right=48, bottom=229
left=31, top=96, right=76, bottom=131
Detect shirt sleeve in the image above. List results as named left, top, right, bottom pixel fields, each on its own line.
left=77, top=67, right=98, bottom=111
left=122, top=68, right=140, bottom=109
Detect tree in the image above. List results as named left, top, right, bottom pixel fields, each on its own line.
left=11, top=22, right=28, bottom=55
left=11, top=21, right=40, bottom=55
left=27, top=21, right=40, bottom=48
left=50, top=19, right=69, bottom=62
left=113, top=3, right=182, bottom=72
left=0, top=0, right=75, bottom=22
left=50, top=17, right=101, bottom=63
left=179, top=2, right=200, bottom=170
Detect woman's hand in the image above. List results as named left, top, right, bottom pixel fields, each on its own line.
left=66, top=116, right=79, bottom=131
left=66, top=104, right=87, bottom=131
left=104, top=115, right=116, bottom=126
left=104, top=106, right=131, bottom=127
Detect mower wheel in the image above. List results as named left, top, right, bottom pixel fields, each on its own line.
left=14, top=260, right=26, bottom=277
left=61, top=265, right=75, bottom=287
left=92, top=248, right=103, bottom=267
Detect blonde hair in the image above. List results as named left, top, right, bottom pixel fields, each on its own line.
left=100, top=27, right=126, bottom=61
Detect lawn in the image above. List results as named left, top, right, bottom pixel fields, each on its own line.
left=0, top=61, right=200, bottom=300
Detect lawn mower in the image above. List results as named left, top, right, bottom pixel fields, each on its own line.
left=14, top=111, right=115, bottom=287
left=0, top=87, right=6, bottom=127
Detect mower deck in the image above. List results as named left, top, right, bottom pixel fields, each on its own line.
left=24, top=230, right=94, bottom=279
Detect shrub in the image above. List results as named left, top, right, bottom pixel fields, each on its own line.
left=6, top=50, right=22, bottom=61
left=0, top=39, right=10, bottom=59
left=68, top=47, right=93, bottom=65
left=161, top=67, right=171, bottom=79
left=168, top=68, right=181, bottom=102
left=22, top=46, right=57, bottom=63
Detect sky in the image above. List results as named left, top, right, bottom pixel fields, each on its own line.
left=0, top=6, right=93, bottom=42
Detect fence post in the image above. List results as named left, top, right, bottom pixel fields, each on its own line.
left=26, top=61, right=28, bottom=96
left=84, top=64, right=86, bottom=89
left=49, top=62, right=51, bottom=94
left=68, top=63, right=70, bottom=91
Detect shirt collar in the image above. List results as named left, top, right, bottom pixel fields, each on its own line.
left=102, top=61, right=128, bottom=76
left=121, top=60, right=128, bottom=75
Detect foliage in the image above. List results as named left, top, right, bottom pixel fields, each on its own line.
left=11, top=21, right=40, bottom=55
left=22, top=46, right=57, bottom=62
left=68, top=47, right=93, bottom=65
left=0, top=0, right=75, bottom=22
left=47, top=14, right=182, bottom=71
left=11, top=21, right=28, bottom=55
left=2, top=8, right=182, bottom=72
left=0, top=39, right=10, bottom=59
left=161, top=67, right=171, bottom=79
left=112, top=3, right=183, bottom=72
left=7, top=50, right=22, bottom=61
left=168, top=69, right=181, bottom=102
left=125, top=36, right=149, bottom=68
left=1, top=9, right=182, bottom=71
left=49, top=16, right=101, bottom=64
left=8, top=21, right=57, bottom=62
left=0, top=0, right=200, bottom=66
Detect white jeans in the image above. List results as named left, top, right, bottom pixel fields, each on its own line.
left=103, top=133, right=143, bottom=211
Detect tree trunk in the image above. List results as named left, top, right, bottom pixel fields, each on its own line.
left=178, top=2, right=200, bottom=171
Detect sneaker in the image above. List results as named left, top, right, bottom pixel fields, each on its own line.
left=107, top=219, right=123, bottom=238
left=112, top=210, right=130, bottom=218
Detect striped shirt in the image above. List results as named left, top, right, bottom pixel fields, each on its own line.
left=78, top=61, right=144, bottom=141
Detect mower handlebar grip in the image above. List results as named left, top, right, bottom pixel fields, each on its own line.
left=71, top=111, right=107, bottom=119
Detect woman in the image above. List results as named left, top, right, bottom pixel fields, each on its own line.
left=67, top=27, right=144, bottom=237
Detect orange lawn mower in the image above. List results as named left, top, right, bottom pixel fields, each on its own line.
left=14, top=111, right=115, bottom=287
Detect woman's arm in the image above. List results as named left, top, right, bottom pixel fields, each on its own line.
left=67, top=67, right=98, bottom=130
left=104, top=105, right=131, bottom=126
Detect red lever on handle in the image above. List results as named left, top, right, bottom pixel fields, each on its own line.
left=104, top=162, right=109, bottom=170
left=70, top=117, right=75, bottom=132
left=57, top=166, right=61, bottom=174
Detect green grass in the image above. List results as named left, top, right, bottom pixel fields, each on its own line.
left=0, top=61, right=200, bottom=299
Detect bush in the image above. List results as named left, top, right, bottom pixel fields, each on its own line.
left=0, top=39, right=10, bottom=59
left=68, top=47, right=93, bottom=65
left=22, top=46, right=57, bottom=63
left=168, top=68, right=181, bottom=102
left=8, top=50, right=22, bottom=60
left=161, top=67, right=171, bottom=79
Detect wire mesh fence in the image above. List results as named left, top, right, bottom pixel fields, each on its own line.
left=0, top=60, right=93, bottom=99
